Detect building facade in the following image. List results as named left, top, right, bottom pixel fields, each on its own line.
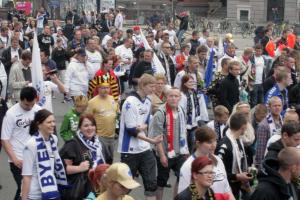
left=227, top=0, right=299, bottom=22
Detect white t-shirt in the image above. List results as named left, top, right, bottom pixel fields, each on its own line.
left=86, top=49, right=103, bottom=79
left=43, top=81, right=59, bottom=112
left=1, top=103, right=41, bottom=161
left=132, top=34, right=142, bottom=50
left=11, top=48, right=20, bottom=60
left=101, top=35, right=112, bottom=48
left=118, top=95, right=152, bottom=154
left=22, top=135, right=57, bottom=200
left=115, top=45, right=133, bottom=70
left=254, top=56, right=264, bottom=84
left=178, top=154, right=231, bottom=194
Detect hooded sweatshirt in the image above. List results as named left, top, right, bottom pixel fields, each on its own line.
left=250, top=158, right=298, bottom=200
left=264, top=139, right=284, bottom=161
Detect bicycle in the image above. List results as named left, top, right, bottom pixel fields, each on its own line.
left=217, top=18, right=233, bottom=33
left=241, top=21, right=256, bottom=38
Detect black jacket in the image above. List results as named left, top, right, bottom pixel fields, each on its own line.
left=189, top=39, right=200, bottom=55
left=1, top=47, right=22, bottom=76
left=264, top=139, right=284, bottom=161
left=250, top=159, right=298, bottom=200
left=176, top=15, right=189, bottom=31
left=218, top=73, right=239, bottom=113
left=158, top=53, right=176, bottom=86
left=263, top=75, right=276, bottom=96
left=289, top=83, right=300, bottom=107
left=260, top=35, right=270, bottom=56
left=63, top=24, right=75, bottom=41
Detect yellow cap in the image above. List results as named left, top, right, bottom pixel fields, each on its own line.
left=106, top=163, right=140, bottom=189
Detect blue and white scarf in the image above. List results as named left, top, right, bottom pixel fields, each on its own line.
left=77, top=131, right=105, bottom=168
left=34, top=132, right=68, bottom=200
left=266, top=113, right=283, bottom=137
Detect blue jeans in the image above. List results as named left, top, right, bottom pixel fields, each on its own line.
left=250, top=84, right=264, bottom=108
left=177, top=29, right=186, bottom=43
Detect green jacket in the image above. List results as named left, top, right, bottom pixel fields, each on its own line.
left=60, top=108, right=80, bottom=142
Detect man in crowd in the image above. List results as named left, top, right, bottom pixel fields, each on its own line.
left=37, top=25, right=54, bottom=53
left=256, top=96, right=283, bottom=167
left=149, top=87, right=189, bottom=200
left=265, top=121, right=300, bottom=160
left=158, top=41, right=176, bottom=86
left=118, top=74, right=163, bottom=200
left=1, top=87, right=41, bottom=200
left=86, top=77, right=118, bottom=164
left=2, top=36, right=22, bottom=76
left=218, top=60, right=241, bottom=113
left=8, top=50, right=32, bottom=103
left=250, top=147, right=300, bottom=200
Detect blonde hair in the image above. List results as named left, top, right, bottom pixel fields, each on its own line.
left=154, top=73, right=167, bottom=83
left=138, top=74, right=156, bottom=89
left=73, top=95, right=88, bottom=106
left=214, top=105, right=229, bottom=118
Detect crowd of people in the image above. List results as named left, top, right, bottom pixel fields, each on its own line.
left=0, top=6, right=300, bottom=200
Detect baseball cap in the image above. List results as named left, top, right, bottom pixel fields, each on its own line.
left=106, top=163, right=140, bottom=189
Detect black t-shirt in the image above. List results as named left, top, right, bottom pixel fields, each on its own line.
left=38, top=34, right=54, bottom=52
left=133, top=61, right=153, bottom=79
left=59, top=137, right=92, bottom=183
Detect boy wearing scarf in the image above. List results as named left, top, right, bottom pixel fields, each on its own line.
left=149, top=87, right=189, bottom=200
left=256, top=96, right=283, bottom=168
left=216, top=112, right=253, bottom=200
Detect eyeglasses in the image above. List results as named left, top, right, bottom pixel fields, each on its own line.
left=163, top=46, right=171, bottom=49
left=197, top=171, right=216, bottom=176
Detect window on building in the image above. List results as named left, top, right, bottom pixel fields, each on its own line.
left=240, top=10, right=249, bottom=21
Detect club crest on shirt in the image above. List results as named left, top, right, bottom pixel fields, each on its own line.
left=16, top=118, right=31, bottom=128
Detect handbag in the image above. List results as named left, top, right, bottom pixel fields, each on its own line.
left=61, top=137, right=92, bottom=200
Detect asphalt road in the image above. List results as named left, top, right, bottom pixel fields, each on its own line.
left=0, top=34, right=253, bottom=200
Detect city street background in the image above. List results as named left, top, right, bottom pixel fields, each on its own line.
left=0, top=33, right=252, bottom=199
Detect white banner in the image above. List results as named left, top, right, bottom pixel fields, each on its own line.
left=31, top=32, right=45, bottom=107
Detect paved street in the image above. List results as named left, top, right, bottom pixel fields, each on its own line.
left=0, top=34, right=253, bottom=200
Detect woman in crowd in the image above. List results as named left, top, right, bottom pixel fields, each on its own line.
left=178, top=126, right=235, bottom=200
left=180, top=74, right=209, bottom=152
left=227, top=102, right=256, bottom=166
left=150, top=74, right=167, bottom=114
left=21, top=109, right=68, bottom=200
left=96, top=162, right=140, bottom=200
left=176, top=156, right=217, bottom=200
left=60, top=114, right=106, bottom=199
left=60, top=95, right=88, bottom=142
left=86, top=164, right=110, bottom=199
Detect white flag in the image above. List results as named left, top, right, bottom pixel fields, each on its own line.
left=31, top=32, right=46, bottom=107
left=218, top=35, right=224, bottom=58
left=140, top=30, right=165, bottom=74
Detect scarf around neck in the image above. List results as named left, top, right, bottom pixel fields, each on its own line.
left=189, top=183, right=215, bottom=200
left=34, top=132, right=68, bottom=200
left=266, top=113, right=282, bottom=137
left=226, top=129, right=248, bottom=175
left=185, top=90, right=201, bottom=129
left=77, top=131, right=105, bottom=168
left=165, top=104, right=189, bottom=158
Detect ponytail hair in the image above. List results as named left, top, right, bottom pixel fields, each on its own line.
left=88, top=164, right=110, bottom=194
left=29, top=109, right=53, bottom=135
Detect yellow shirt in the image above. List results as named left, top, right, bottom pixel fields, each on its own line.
left=96, top=192, right=135, bottom=200
left=87, top=95, right=118, bottom=137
